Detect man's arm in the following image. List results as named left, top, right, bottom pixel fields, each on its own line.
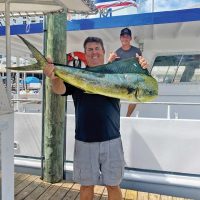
left=43, top=62, right=66, bottom=95
left=51, top=78, right=66, bottom=94
left=136, top=53, right=148, bottom=69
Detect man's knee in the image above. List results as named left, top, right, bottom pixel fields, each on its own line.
left=106, top=185, right=120, bottom=191
left=80, top=185, right=94, bottom=192
left=106, top=185, right=122, bottom=200
left=80, top=185, right=94, bottom=200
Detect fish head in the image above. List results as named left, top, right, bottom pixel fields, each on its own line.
left=136, top=76, right=158, bottom=102
left=136, top=88, right=158, bottom=102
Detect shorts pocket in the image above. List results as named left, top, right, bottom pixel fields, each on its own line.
left=110, top=160, right=124, bottom=180
left=73, top=165, right=81, bottom=182
left=74, top=163, right=91, bottom=183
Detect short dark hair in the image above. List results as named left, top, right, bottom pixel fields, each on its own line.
left=83, top=37, right=105, bottom=51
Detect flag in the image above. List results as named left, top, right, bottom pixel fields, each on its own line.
left=95, top=0, right=138, bottom=9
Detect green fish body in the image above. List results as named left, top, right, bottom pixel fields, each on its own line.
left=8, top=35, right=158, bottom=102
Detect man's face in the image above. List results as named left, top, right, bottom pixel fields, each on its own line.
left=120, top=34, right=132, bottom=46
left=85, top=42, right=105, bottom=67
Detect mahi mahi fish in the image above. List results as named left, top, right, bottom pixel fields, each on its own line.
left=7, top=35, right=158, bottom=102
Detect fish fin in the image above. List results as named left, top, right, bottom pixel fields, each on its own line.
left=135, top=88, right=140, bottom=101
left=6, top=63, right=41, bottom=71
left=84, top=91, right=93, bottom=94
left=17, top=35, right=48, bottom=70
left=86, top=58, right=149, bottom=75
left=84, top=90, right=94, bottom=94
left=127, top=87, right=135, bottom=94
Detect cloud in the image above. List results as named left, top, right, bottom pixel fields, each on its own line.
left=139, top=0, right=200, bottom=12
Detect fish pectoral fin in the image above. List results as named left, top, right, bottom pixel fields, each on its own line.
left=135, top=88, right=139, bottom=101
left=127, top=87, right=135, bottom=94
left=84, top=91, right=93, bottom=94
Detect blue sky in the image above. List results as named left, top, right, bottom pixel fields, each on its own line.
left=139, top=0, right=200, bottom=12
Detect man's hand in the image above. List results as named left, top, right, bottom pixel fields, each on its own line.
left=136, top=53, right=149, bottom=69
left=108, top=52, right=120, bottom=63
left=43, top=58, right=66, bottom=94
left=44, top=58, right=58, bottom=80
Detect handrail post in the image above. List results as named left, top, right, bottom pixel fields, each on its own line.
left=167, top=105, right=170, bottom=119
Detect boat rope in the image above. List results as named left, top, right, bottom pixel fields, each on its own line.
left=25, top=16, right=31, bottom=33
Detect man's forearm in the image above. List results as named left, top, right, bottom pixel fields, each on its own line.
left=51, top=78, right=66, bottom=95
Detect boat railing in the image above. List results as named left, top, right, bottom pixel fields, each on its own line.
left=12, top=98, right=200, bottom=119
left=12, top=98, right=200, bottom=105
left=120, top=101, right=200, bottom=119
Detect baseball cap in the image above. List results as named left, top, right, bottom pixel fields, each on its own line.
left=120, top=28, right=132, bottom=37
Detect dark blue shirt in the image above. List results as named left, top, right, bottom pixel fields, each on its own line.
left=63, top=83, right=120, bottom=142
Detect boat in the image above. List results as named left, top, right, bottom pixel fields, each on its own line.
left=1, top=2, right=200, bottom=199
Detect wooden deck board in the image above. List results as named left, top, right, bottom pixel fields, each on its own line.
left=37, top=182, right=63, bottom=200
left=125, top=189, right=138, bottom=200
left=137, top=192, right=149, bottom=200
left=15, top=175, right=38, bottom=195
left=14, top=173, right=193, bottom=200
left=15, top=177, right=43, bottom=200
left=161, top=195, right=172, bottom=200
left=149, top=193, right=160, bottom=200
left=121, top=188, right=126, bottom=199
left=49, top=186, right=71, bottom=200
left=15, top=173, right=31, bottom=187
left=63, top=188, right=79, bottom=200
left=24, top=181, right=51, bottom=200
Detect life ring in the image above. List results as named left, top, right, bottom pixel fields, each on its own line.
left=67, top=51, right=87, bottom=67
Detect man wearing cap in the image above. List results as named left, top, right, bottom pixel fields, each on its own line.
left=108, top=27, right=147, bottom=117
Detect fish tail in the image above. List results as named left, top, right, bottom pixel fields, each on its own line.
left=17, top=35, right=48, bottom=70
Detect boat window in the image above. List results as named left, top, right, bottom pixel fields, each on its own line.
left=151, top=54, right=200, bottom=83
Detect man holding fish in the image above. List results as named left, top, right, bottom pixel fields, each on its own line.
left=44, top=36, right=148, bottom=200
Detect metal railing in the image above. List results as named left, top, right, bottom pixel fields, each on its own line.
left=12, top=98, right=200, bottom=119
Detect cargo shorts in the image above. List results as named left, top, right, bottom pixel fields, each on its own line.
left=73, top=138, right=125, bottom=186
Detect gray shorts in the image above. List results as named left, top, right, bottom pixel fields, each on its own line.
left=73, top=138, right=125, bottom=186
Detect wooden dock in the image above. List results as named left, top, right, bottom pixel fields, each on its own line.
left=14, top=173, right=192, bottom=200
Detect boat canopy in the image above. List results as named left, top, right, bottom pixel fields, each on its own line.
left=0, top=0, right=97, bottom=16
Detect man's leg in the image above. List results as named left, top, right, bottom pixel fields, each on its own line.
left=74, top=140, right=100, bottom=199
left=106, top=185, right=122, bottom=200
left=80, top=185, right=94, bottom=200
left=126, top=103, right=136, bottom=117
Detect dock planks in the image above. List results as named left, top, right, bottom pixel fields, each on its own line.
left=14, top=173, right=193, bottom=200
